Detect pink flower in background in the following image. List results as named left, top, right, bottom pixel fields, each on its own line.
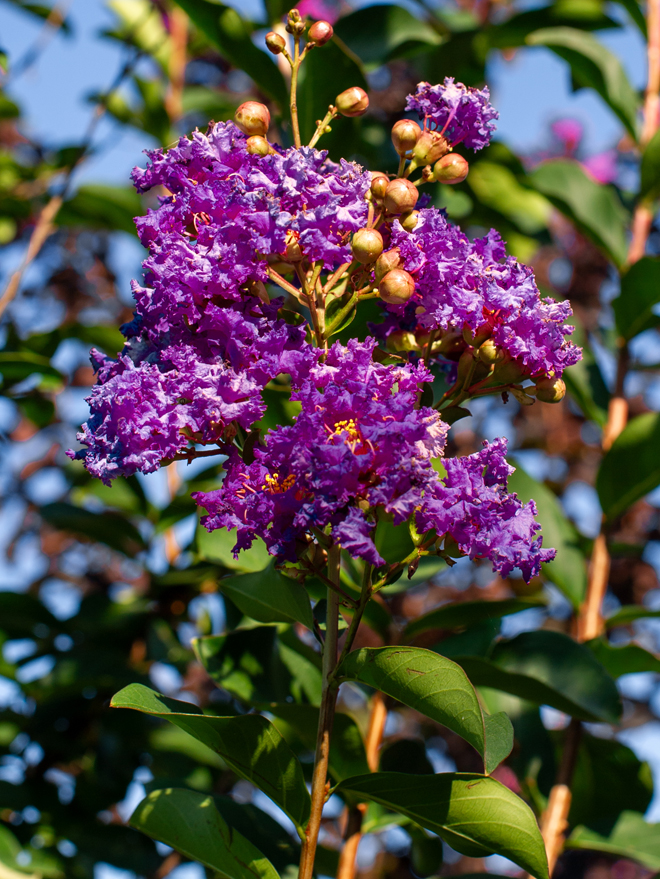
left=551, top=118, right=583, bottom=154
left=296, top=0, right=341, bottom=24
left=583, top=151, right=618, bottom=184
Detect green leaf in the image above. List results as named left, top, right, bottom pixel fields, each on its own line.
left=611, top=0, right=646, bottom=35
left=508, top=465, right=587, bottom=607
left=196, top=523, right=271, bottom=572
left=455, top=631, right=621, bottom=723
left=585, top=638, right=660, bottom=676
left=605, top=605, right=660, bottom=628
left=596, top=413, right=660, bottom=520
left=337, top=773, right=548, bottom=879
left=337, top=647, right=512, bottom=773
left=526, top=28, right=639, bottom=141
left=129, top=788, right=279, bottom=879
left=528, top=159, right=628, bottom=267
left=111, top=684, right=311, bottom=832
left=467, top=162, right=551, bottom=234
left=486, top=4, right=620, bottom=49
left=566, top=811, right=660, bottom=870
left=612, top=257, right=660, bottom=341
left=483, top=713, right=514, bottom=777
left=57, top=185, right=142, bottom=235
left=0, top=351, right=63, bottom=383
left=333, top=5, right=441, bottom=67
left=173, top=1, right=288, bottom=108
left=640, top=128, right=660, bottom=199
left=219, top=563, right=313, bottom=629
left=404, top=597, right=546, bottom=639
left=210, top=796, right=299, bottom=873
left=40, top=502, right=146, bottom=557
left=562, top=320, right=610, bottom=426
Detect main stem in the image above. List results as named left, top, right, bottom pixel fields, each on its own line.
left=290, top=35, right=302, bottom=149
left=298, top=545, right=341, bottom=879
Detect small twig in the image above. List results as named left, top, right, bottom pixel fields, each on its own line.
left=308, top=105, right=338, bottom=149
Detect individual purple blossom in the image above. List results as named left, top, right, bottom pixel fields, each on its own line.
left=194, top=340, right=554, bottom=580
left=405, top=78, right=498, bottom=151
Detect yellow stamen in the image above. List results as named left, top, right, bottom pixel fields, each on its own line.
left=263, top=472, right=296, bottom=494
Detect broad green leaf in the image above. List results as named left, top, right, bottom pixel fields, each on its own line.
left=337, top=647, right=512, bottom=773
left=566, top=811, right=660, bottom=870
left=0, top=351, right=63, bottom=383
left=107, top=0, right=170, bottom=69
left=111, top=684, right=311, bottom=831
left=483, top=713, right=514, bottom=777
left=196, top=523, right=271, bottom=572
left=265, top=704, right=370, bottom=781
left=130, top=788, right=279, bottom=879
left=528, top=159, right=628, bottom=267
left=337, top=773, right=549, bottom=879
left=508, top=465, right=587, bottom=607
left=455, top=631, right=621, bottom=723
left=210, top=796, right=299, bottom=873
left=611, top=0, right=646, bottom=35
left=486, top=4, right=620, bottom=49
left=641, top=128, right=660, bottom=199
left=219, top=563, right=313, bottom=629
left=596, top=413, right=660, bottom=519
left=585, top=638, right=660, bottom=676
left=40, top=502, right=146, bottom=557
left=526, top=28, right=639, bottom=141
left=333, top=5, right=441, bottom=66
left=612, top=257, right=660, bottom=341
left=380, top=739, right=434, bottom=775
left=277, top=626, right=322, bottom=705
left=562, top=321, right=610, bottom=426
left=404, top=597, right=546, bottom=639
left=173, top=1, right=288, bottom=108
left=467, top=162, right=551, bottom=234
left=605, top=605, right=660, bottom=628
left=57, top=184, right=142, bottom=235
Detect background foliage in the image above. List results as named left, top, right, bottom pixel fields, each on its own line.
left=2, top=1, right=660, bottom=879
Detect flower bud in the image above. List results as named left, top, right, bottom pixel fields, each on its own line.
left=375, top=248, right=402, bottom=283
left=379, top=269, right=415, bottom=305
left=246, top=135, right=270, bottom=156
left=286, top=8, right=305, bottom=35
left=283, top=230, right=302, bottom=262
left=370, top=173, right=389, bottom=200
left=235, top=101, right=270, bottom=137
left=400, top=210, right=419, bottom=232
left=336, top=86, right=369, bottom=117
left=308, top=20, right=333, bottom=45
left=352, top=228, right=383, bottom=264
left=437, top=331, right=466, bottom=360
left=383, top=178, right=418, bottom=215
left=535, top=376, right=566, bottom=403
left=391, top=118, right=421, bottom=156
left=386, top=330, right=418, bottom=352
left=478, top=338, right=505, bottom=364
left=463, top=322, right=491, bottom=347
left=434, top=153, right=469, bottom=184
left=412, top=131, right=449, bottom=166
left=265, top=31, right=286, bottom=54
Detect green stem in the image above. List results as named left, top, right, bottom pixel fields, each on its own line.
left=309, top=105, right=338, bottom=149
left=371, top=534, right=437, bottom=593
left=266, top=266, right=303, bottom=301
left=290, top=35, right=302, bottom=148
left=298, top=545, right=341, bottom=879
left=334, top=563, right=372, bottom=671
left=397, top=156, right=407, bottom=177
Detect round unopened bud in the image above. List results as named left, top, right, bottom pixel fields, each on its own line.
left=308, top=20, right=333, bottom=45
left=412, top=130, right=449, bottom=166
left=478, top=338, right=505, bottom=365
left=375, top=248, right=402, bottom=283
left=370, top=173, right=389, bottom=199
left=463, top=322, right=491, bottom=348
left=265, top=31, right=286, bottom=54
left=391, top=118, right=422, bottom=156
left=437, top=331, right=466, bottom=360
left=386, top=330, right=418, bottom=352
left=284, top=230, right=302, bottom=262
left=235, top=101, right=270, bottom=137
left=336, top=86, right=369, bottom=117
left=352, top=228, right=383, bottom=264
left=401, top=210, right=419, bottom=232
left=434, top=153, right=469, bottom=184
left=246, top=135, right=270, bottom=156
left=535, top=376, right=566, bottom=403
left=383, top=178, right=418, bottom=215
left=379, top=269, right=415, bottom=305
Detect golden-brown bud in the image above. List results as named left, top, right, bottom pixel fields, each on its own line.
left=265, top=31, right=286, bottom=54
left=246, top=135, right=270, bottom=156
left=383, top=178, right=419, bottom=215
left=535, top=376, right=566, bottom=403
left=308, top=20, right=333, bottom=45
left=352, top=228, right=384, bottom=264
left=478, top=338, right=505, bottom=364
left=379, top=269, right=415, bottom=305
left=235, top=101, right=270, bottom=137
left=375, top=248, right=402, bottom=284
left=400, top=210, right=419, bottom=232
left=434, top=153, right=469, bottom=184
left=386, top=330, right=418, bottom=352
left=336, top=86, right=369, bottom=117
left=370, top=172, right=389, bottom=200
left=391, top=118, right=422, bottom=156
left=412, top=130, right=449, bottom=166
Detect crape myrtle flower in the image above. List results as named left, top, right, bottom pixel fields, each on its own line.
left=194, top=339, right=555, bottom=580
left=377, top=209, right=581, bottom=379
left=405, top=78, right=498, bottom=151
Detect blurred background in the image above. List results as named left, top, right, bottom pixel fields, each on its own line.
left=1, top=2, right=660, bottom=879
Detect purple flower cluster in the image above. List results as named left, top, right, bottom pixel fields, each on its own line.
left=406, top=78, right=498, bottom=151
left=70, top=122, right=370, bottom=483
left=195, top=340, right=554, bottom=580
left=378, top=209, right=580, bottom=378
